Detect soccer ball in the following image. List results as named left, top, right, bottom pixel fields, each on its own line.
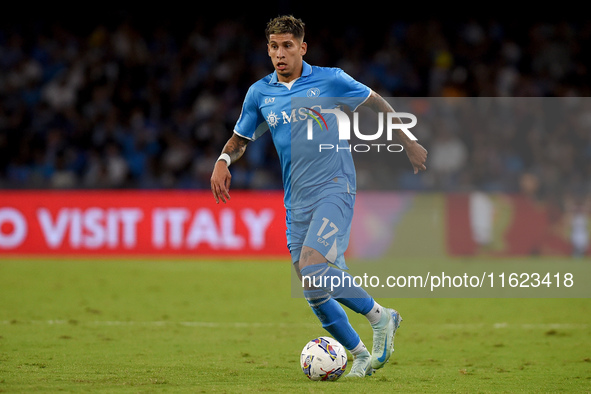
left=300, top=336, right=348, bottom=381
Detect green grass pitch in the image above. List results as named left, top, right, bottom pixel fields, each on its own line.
left=0, top=258, right=590, bottom=392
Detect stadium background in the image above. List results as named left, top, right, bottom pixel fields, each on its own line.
left=1, top=6, right=591, bottom=393
left=0, top=6, right=590, bottom=258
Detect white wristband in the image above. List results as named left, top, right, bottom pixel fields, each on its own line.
left=217, top=153, right=231, bottom=167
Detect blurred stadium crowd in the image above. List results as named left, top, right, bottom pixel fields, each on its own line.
left=1, top=14, right=590, bottom=202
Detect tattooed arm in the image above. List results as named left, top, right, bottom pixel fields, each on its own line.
left=362, top=90, right=428, bottom=174
left=210, top=133, right=250, bottom=204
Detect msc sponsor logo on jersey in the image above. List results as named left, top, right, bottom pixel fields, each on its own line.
left=280, top=106, right=324, bottom=125
left=265, top=105, right=325, bottom=128
left=266, top=111, right=279, bottom=128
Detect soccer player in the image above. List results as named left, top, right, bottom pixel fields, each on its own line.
left=210, top=15, right=427, bottom=377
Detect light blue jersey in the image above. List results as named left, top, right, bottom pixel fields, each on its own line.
left=234, top=61, right=371, bottom=210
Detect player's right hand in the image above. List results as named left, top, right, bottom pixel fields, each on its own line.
left=210, top=161, right=232, bottom=204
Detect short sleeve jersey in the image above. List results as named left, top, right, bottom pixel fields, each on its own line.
left=233, top=61, right=371, bottom=209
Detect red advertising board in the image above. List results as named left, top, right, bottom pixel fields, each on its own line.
left=446, top=193, right=573, bottom=256
left=0, top=190, right=289, bottom=258
left=2, top=190, right=581, bottom=258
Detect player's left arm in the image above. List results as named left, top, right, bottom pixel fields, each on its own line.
left=361, top=90, right=428, bottom=174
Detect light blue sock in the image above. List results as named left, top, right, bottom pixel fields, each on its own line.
left=301, top=263, right=374, bottom=315
left=303, top=288, right=360, bottom=351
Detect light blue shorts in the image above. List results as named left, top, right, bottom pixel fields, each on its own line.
left=286, top=193, right=355, bottom=270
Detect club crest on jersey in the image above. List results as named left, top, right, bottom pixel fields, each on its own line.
left=306, top=88, right=320, bottom=98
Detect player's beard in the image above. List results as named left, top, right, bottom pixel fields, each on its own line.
left=278, top=70, right=292, bottom=80
left=275, top=59, right=296, bottom=81
left=276, top=64, right=291, bottom=78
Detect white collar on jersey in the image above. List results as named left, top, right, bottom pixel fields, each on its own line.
left=269, top=60, right=313, bottom=87
left=278, top=78, right=299, bottom=90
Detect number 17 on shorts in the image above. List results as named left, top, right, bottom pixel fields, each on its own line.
left=302, top=195, right=354, bottom=268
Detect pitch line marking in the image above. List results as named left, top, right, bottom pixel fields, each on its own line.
left=0, top=320, right=588, bottom=330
